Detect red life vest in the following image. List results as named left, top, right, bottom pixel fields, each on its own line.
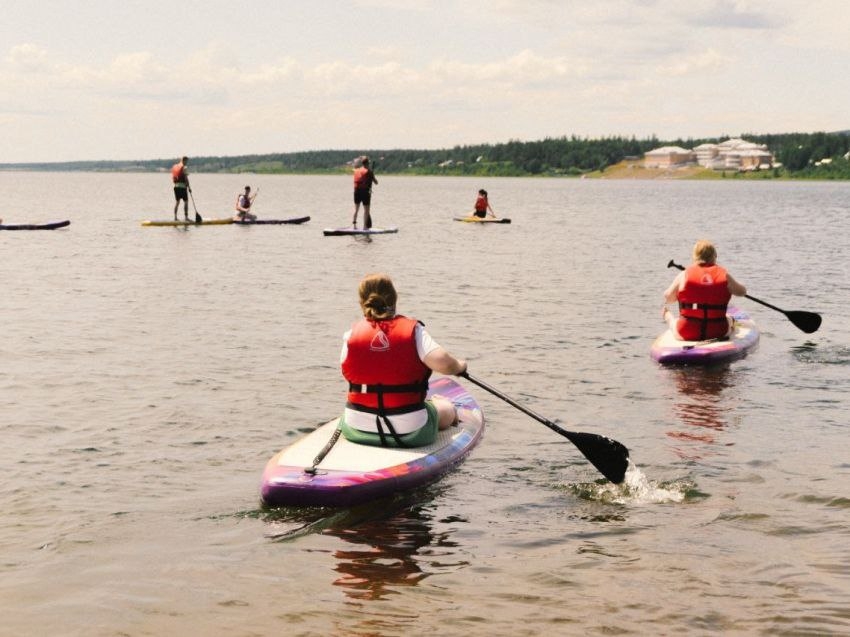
left=474, top=195, right=487, bottom=212
left=171, top=163, right=187, bottom=185
left=677, top=264, right=731, bottom=340
left=353, top=166, right=372, bottom=189
left=342, top=316, right=431, bottom=414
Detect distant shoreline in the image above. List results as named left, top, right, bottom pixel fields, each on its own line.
left=3, top=130, right=849, bottom=179
left=0, top=164, right=834, bottom=181
left=583, top=162, right=787, bottom=180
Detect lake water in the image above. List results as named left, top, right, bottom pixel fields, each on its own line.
left=1, top=172, right=848, bottom=636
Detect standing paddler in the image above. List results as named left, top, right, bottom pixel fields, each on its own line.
left=171, top=156, right=191, bottom=221
left=352, top=156, right=378, bottom=229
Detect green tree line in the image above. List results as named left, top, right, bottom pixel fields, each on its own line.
left=4, top=131, right=850, bottom=178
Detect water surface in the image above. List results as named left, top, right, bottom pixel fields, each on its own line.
left=1, top=172, right=848, bottom=636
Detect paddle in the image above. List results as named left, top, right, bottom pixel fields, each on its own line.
left=667, top=260, right=821, bottom=333
left=189, top=189, right=203, bottom=223
left=460, top=372, right=630, bottom=484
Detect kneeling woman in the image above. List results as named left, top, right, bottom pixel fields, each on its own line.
left=663, top=239, right=747, bottom=341
left=340, top=273, right=467, bottom=447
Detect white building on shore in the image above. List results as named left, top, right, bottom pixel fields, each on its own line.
left=646, top=138, right=775, bottom=171
left=643, top=146, right=696, bottom=168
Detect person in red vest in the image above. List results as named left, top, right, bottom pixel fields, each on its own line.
left=473, top=189, right=495, bottom=218
left=339, top=273, right=467, bottom=447
left=352, top=156, right=378, bottom=229
left=171, top=156, right=191, bottom=221
left=663, top=240, right=747, bottom=341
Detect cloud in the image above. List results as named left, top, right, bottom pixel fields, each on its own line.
left=684, top=0, right=781, bottom=30
left=5, top=43, right=51, bottom=72
left=656, top=48, right=732, bottom=77
left=429, top=49, right=586, bottom=89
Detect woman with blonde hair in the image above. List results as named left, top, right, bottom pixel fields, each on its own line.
left=663, top=240, right=747, bottom=341
left=339, top=273, right=467, bottom=447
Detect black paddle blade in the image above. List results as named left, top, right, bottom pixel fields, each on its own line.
left=564, top=431, right=630, bottom=484
left=195, top=212, right=203, bottom=223
left=786, top=310, right=822, bottom=334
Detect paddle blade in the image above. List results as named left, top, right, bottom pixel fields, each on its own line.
left=563, top=431, right=630, bottom=484
left=786, top=310, right=821, bottom=334
left=195, top=212, right=203, bottom=223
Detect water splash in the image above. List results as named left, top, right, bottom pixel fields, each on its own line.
left=571, top=462, right=694, bottom=505
left=614, top=464, right=692, bottom=504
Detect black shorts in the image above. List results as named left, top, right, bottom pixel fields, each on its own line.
left=353, top=188, right=372, bottom=206
left=174, top=186, right=188, bottom=202
left=473, top=210, right=486, bottom=218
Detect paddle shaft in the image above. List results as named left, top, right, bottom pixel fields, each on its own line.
left=460, top=372, right=630, bottom=484
left=189, top=190, right=202, bottom=222
left=463, top=373, right=559, bottom=432
left=668, top=259, right=775, bottom=310
left=667, top=259, right=821, bottom=333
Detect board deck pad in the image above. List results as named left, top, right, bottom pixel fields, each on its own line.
left=452, top=216, right=511, bottom=224
left=260, top=376, right=483, bottom=507
left=233, top=216, right=311, bottom=225
left=141, top=218, right=234, bottom=227
left=323, top=226, right=398, bottom=236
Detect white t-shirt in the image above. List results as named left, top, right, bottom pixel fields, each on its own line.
left=340, top=323, right=439, bottom=433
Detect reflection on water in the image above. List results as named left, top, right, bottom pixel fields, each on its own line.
left=264, top=493, right=464, bottom=602
left=326, top=505, right=442, bottom=601
left=666, top=366, right=735, bottom=459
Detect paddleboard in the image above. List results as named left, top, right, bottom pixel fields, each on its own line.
left=260, top=376, right=484, bottom=507
left=233, top=216, right=311, bottom=225
left=323, top=226, right=399, bottom=236
left=141, top=218, right=234, bottom=227
left=651, top=307, right=759, bottom=365
left=453, top=216, right=511, bottom=224
left=0, top=220, right=70, bottom=231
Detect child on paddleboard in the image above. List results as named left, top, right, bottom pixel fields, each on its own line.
left=473, top=189, right=495, bottom=218
left=234, top=185, right=257, bottom=221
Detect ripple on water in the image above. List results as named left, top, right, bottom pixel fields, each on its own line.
left=791, top=343, right=850, bottom=365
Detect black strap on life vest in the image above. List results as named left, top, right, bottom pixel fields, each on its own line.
left=679, top=302, right=728, bottom=340
left=347, top=372, right=430, bottom=448
left=374, top=388, right=414, bottom=448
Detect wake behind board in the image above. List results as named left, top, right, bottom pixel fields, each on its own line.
left=141, top=218, right=234, bottom=227
left=0, top=220, right=70, bottom=230
left=233, top=216, right=311, bottom=225
left=323, top=226, right=398, bottom=236
left=260, top=376, right=484, bottom=507
left=453, top=216, right=511, bottom=224
left=651, top=307, right=759, bottom=366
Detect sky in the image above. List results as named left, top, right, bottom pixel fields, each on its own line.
left=2, top=0, right=849, bottom=163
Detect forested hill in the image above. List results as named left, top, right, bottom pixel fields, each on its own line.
left=4, top=131, right=850, bottom=178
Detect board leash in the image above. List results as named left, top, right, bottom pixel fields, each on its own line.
left=304, top=426, right=342, bottom=474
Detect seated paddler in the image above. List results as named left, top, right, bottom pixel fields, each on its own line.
left=663, top=239, right=747, bottom=341
left=339, top=273, right=467, bottom=447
